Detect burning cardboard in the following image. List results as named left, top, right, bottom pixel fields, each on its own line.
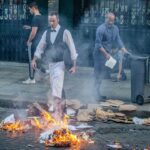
left=45, top=128, right=80, bottom=147
left=0, top=102, right=96, bottom=149
left=0, top=114, right=30, bottom=132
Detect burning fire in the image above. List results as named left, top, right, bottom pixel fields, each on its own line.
left=32, top=110, right=70, bottom=130
left=33, top=117, right=42, bottom=129
left=0, top=121, right=26, bottom=132
left=0, top=103, right=94, bottom=148
left=45, top=128, right=80, bottom=147
left=32, top=111, right=80, bottom=147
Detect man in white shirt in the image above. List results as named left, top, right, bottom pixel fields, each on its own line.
left=32, top=12, right=78, bottom=120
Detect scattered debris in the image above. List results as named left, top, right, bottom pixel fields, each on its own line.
left=76, top=123, right=93, bottom=129
left=45, top=128, right=80, bottom=147
left=39, top=127, right=60, bottom=143
left=119, top=104, right=137, bottom=112
left=77, top=109, right=94, bottom=122
left=27, top=144, right=34, bottom=148
left=133, top=117, right=145, bottom=125
left=66, top=108, right=76, bottom=117
left=133, top=117, right=150, bottom=125
left=1, top=102, right=95, bottom=148
left=0, top=114, right=31, bottom=132
left=107, top=143, right=122, bottom=149
left=96, top=108, right=133, bottom=123
left=0, top=99, right=149, bottom=148
left=96, top=108, right=115, bottom=120
left=106, top=99, right=125, bottom=107
left=3, top=114, right=15, bottom=124
left=66, top=99, right=81, bottom=110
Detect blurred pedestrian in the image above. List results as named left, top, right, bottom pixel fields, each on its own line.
left=93, top=12, right=128, bottom=101
left=32, top=12, right=78, bottom=120
left=22, top=2, right=47, bottom=84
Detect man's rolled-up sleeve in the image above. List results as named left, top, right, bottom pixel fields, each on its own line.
left=95, top=27, right=104, bottom=50
left=116, top=27, right=124, bottom=49
left=34, top=31, right=47, bottom=59
left=63, top=29, right=78, bottom=61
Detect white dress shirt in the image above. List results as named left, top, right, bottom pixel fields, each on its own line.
left=34, top=24, right=78, bottom=61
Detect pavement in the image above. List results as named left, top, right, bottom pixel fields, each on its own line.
left=0, top=61, right=150, bottom=116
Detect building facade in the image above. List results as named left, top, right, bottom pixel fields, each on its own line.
left=0, top=0, right=150, bottom=65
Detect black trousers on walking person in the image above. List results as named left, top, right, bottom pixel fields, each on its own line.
left=93, top=49, right=111, bottom=101
left=93, top=49, right=126, bottom=101
left=28, top=42, right=36, bottom=80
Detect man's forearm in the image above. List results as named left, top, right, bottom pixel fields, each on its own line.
left=100, top=47, right=110, bottom=58
left=118, top=63, right=122, bottom=75
left=33, top=55, right=38, bottom=61
left=72, top=60, right=77, bottom=67
left=28, top=33, right=36, bottom=43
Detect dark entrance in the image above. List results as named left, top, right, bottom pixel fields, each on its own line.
left=0, top=0, right=48, bottom=62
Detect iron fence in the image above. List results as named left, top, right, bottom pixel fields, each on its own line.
left=0, top=0, right=29, bottom=62
left=0, top=0, right=150, bottom=64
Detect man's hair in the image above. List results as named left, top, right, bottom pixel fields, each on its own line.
left=105, top=12, right=115, bottom=18
left=28, top=2, right=38, bottom=9
left=49, top=11, right=59, bottom=18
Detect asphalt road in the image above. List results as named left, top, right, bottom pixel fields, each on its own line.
left=0, top=107, right=150, bottom=150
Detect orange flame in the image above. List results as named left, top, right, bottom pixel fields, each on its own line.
left=32, top=111, right=80, bottom=147
left=1, top=121, right=25, bottom=132
left=33, top=117, right=42, bottom=129
left=45, top=128, right=80, bottom=147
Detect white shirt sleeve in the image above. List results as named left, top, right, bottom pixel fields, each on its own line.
left=63, top=29, right=78, bottom=61
left=34, top=31, right=47, bottom=59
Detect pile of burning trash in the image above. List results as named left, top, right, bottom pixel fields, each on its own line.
left=0, top=102, right=94, bottom=148
left=1, top=99, right=150, bottom=148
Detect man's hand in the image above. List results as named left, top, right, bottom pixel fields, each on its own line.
left=105, top=53, right=111, bottom=60
left=32, top=59, right=37, bottom=70
left=69, top=66, right=77, bottom=74
left=100, top=47, right=110, bottom=60
left=121, top=48, right=128, bottom=54
left=27, top=41, right=32, bottom=47
left=117, top=73, right=122, bottom=81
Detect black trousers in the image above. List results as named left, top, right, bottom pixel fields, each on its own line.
left=93, top=51, right=126, bottom=100
left=93, top=49, right=109, bottom=100
left=28, top=43, right=36, bottom=80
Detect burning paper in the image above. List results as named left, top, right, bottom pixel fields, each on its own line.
left=0, top=103, right=94, bottom=148
left=39, top=127, right=60, bottom=143
left=45, top=128, right=80, bottom=147
left=0, top=114, right=30, bottom=132
left=3, top=114, right=15, bottom=124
